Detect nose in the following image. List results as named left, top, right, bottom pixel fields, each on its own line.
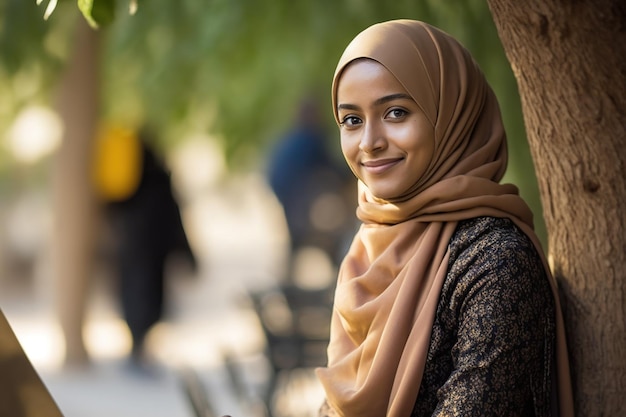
left=359, top=121, right=386, bottom=153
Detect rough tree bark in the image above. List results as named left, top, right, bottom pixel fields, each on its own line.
left=487, top=1, right=626, bottom=415
left=52, top=17, right=100, bottom=367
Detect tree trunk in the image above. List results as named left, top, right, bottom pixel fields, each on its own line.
left=52, top=17, right=100, bottom=367
left=487, top=0, right=626, bottom=415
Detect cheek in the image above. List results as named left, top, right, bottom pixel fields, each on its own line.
left=390, top=123, right=421, bottom=146
left=395, top=121, right=434, bottom=155
left=340, top=134, right=357, bottom=163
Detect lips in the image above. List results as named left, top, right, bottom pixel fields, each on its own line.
left=361, top=158, right=403, bottom=174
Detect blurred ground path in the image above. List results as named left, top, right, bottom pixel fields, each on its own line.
left=0, top=170, right=326, bottom=417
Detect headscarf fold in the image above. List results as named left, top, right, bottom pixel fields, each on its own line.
left=315, top=19, right=573, bottom=417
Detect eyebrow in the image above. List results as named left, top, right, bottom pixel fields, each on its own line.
left=337, top=93, right=414, bottom=111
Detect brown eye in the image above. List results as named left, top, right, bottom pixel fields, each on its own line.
left=387, top=108, right=408, bottom=119
left=341, top=116, right=362, bottom=127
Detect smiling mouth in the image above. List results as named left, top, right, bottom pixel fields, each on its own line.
left=361, top=158, right=403, bottom=173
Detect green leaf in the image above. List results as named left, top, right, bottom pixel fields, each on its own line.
left=77, top=0, right=115, bottom=28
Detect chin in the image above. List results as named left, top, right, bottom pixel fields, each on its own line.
left=367, top=182, right=414, bottom=201
left=368, top=189, right=396, bottom=201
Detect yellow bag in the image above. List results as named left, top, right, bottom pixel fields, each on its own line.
left=92, top=125, right=143, bottom=202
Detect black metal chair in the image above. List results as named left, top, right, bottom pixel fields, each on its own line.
left=249, top=284, right=334, bottom=414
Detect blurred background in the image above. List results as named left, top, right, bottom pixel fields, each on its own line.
left=0, top=1, right=546, bottom=417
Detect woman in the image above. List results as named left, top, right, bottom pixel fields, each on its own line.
left=315, top=20, right=574, bottom=416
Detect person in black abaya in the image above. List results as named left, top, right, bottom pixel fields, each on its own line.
left=104, top=129, right=196, bottom=369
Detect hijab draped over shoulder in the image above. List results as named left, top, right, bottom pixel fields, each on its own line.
left=315, top=19, right=573, bottom=417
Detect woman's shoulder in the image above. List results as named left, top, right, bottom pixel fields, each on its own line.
left=442, top=217, right=550, bottom=309
left=448, top=216, right=540, bottom=269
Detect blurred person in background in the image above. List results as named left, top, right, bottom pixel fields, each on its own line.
left=93, top=125, right=196, bottom=372
left=266, top=96, right=355, bottom=284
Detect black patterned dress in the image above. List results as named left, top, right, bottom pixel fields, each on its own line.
left=320, top=217, right=556, bottom=417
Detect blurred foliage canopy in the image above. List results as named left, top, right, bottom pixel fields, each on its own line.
left=1, top=0, right=520, bottom=162
left=0, top=0, right=547, bottom=239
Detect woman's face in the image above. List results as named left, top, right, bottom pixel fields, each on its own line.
left=336, top=59, right=435, bottom=200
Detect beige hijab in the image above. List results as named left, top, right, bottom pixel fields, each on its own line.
left=315, top=20, right=573, bottom=417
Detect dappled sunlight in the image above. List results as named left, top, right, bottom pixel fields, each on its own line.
left=148, top=311, right=266, bottom=370
left=6, top=313, right=131, bottom=372
left=28, top=317, right=128, bottom=371
left=84, top=318, right=132, bottom=362
left=168, top=134, right=227, bottom=195
left=273, top=369, right=326, bottom=417
left=292, top=246, right=336, bottom=290
left=5, top=105, right=62, bottom=164
left=2, top=315, right=65, bottom=371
